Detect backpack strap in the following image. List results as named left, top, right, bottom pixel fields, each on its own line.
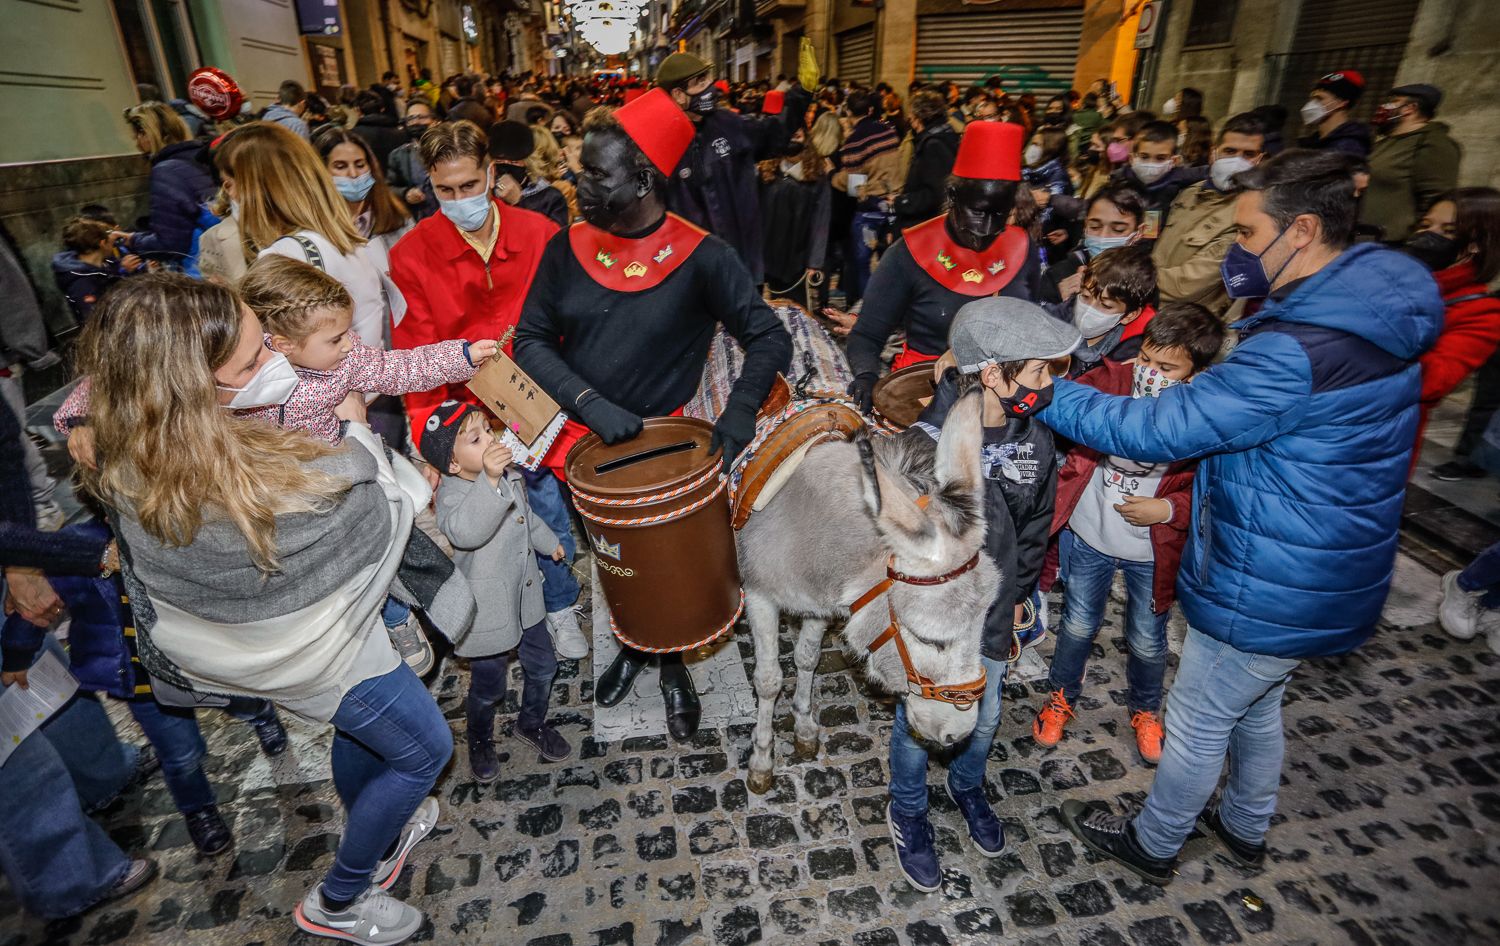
left=1447, top=292, right=1496, bottom=305
left=288, top=234, right=325, bottom=271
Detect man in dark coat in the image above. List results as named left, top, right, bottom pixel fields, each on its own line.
left=893, top=90, right=961, bottom=233
left=655, top=52, right=784, bottom=285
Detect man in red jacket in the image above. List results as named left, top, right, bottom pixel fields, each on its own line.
left=387, top=119, right=589, bottom=660
left=1034, top=304, right=1225, bottom=765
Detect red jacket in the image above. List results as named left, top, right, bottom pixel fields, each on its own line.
left=388, top=199, right=558, bottom=421
left=1039, top=358, right=1197, bottom=614
left=1414, top=260, right=1500, bottom=458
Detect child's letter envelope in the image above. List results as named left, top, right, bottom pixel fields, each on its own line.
left=466, top=352, right=560, bottom=447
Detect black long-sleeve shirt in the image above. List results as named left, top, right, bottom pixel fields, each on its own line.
left=846, top=235, right=1040, bottom=380
left=514, top=220, right=791, bottom=421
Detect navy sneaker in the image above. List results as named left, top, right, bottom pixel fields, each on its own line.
left=945, top=776, right=1006, bottom=857
left=886, top=802, right=941, bottom=892
left=1061, top=799, right=1175, bottom=886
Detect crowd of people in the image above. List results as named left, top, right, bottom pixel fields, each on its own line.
left=2, top=50, right=1498, bottom=946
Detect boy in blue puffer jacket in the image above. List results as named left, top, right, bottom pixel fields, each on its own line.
left=1041, top=150, right=1442, bottom=886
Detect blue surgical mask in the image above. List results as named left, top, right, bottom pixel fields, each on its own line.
left=1220, top=225, right=1299, bottom=300
left=1083, top=233, right=1132, bottom=257
left=334, top=172, right=375, bottom=201
left=440, top=187, right=493, bottom=233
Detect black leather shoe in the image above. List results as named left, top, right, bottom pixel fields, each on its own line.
left=1061, top=799, right=1175, bottom=886
left=251, top=710, right=288, bottom=757
left=185, top=805, right=234, bottom=857
left=595, top=646, right=650, bottom=708
left=1196, top=805, right=1267, bottom=869
left=659, top=660, right=701, bottom=742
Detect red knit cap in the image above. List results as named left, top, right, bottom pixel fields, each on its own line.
left=187, top=67, right=243, bottom=121
left=615, top=88, right=695, bottom=175
left=950, top=121, right=1023, bottom=182
left=762, top=90, right=785, bottom=115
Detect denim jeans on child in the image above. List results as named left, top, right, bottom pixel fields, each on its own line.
left=126, top=697, right=216, bottom=814
left=525, top=470, right=579, bottom=613
left=1131, top=626, right=1299, bottom=859
left=846, top=209, right=890, bottom=307
left=0, top=681, right=135, bottom=917
left=467, top=620, right=558, bottom=735
left=1457, top=539, right=1500, bottom=608
left=323, top=663, right=453, bottom=902
left=1047, top=531, right=1168, bottom=713
left=889, top=656, right=1008, bottom=816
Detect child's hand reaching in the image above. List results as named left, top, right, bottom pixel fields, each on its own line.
left=1114, top=496, right=1172, bottom=527
left=481, top=440, right=511, bottom=481
left=467, top=339, right=500, bottom=366
left=550, top=544, right=566, bottom=562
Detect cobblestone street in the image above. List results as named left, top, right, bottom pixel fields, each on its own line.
left=3, top=545, right=1499, bottom=946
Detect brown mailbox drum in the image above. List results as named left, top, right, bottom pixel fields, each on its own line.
left=565, top=417, right=743, bottom=653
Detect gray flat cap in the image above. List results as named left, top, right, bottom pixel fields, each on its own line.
left=950, top=297, right=1081, bottom=373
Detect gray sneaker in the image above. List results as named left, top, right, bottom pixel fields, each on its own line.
left=294, top=885, right=423, bottom=945
left=374, top=796, right=440, bottom=890
left=386, top=618, right=434, bottom=676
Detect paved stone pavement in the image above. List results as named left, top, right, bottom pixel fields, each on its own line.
left=3, top=546, right=1500, bottom=946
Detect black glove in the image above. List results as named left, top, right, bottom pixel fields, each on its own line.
left=710, top=400, right=758, bottom=473
left=576, top=391, right=643, bottom=445
left=849, top=373, right=878, bottom=414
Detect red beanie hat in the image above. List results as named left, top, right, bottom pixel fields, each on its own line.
left=614, top=88, right=695, bottom=175
left=950, top=121, right=1023, bottom=182
left=187, top=67, right=243, bottom=121
left=762, top=90, right=785, bottom=116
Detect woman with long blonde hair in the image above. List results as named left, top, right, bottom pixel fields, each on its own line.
left=77, top=272, right=454, bottom=945
left=111, top=102, right=216, bottom=265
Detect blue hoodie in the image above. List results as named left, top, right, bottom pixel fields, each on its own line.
left=1042, top=244, right=1442, bottom=658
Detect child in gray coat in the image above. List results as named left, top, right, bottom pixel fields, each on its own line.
left=418, top=401, right=573, bottom=779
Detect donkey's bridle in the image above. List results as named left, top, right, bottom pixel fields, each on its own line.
left=849, top=532, right=988, bottom=709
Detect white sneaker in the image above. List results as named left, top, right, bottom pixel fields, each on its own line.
left=547, top=606, right=589, bottom=660
left=374, top=796, right=439, bottom=890
left=294, top=884, right=423, bottom=945
left=1438, top=570, right=1484, bottom=640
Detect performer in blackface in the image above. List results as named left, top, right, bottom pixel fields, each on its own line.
left=839, top=121, right=1040, bottom=411
left=514, top=89, right=791, bottom=741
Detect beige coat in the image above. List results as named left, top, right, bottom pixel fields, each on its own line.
left=1152, top=182, right=1238, bottom=318
left=196, top=217, right=249, bottom=285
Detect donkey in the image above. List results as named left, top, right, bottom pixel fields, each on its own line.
left=735, top=390, right=998, bottom=793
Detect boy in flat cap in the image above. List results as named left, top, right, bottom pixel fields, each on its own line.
left=884, top=298, right=1079, bottom=893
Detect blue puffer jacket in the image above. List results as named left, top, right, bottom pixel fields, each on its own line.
left=130, top=139, right=215, bottom=265
left=1043, top=244, right=1442, bottom=658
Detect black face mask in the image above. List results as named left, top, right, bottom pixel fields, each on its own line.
left=1001, top=382, right=1052, bottom=418
left=1081, top=148, right=1102, bottom=166
left=688, top=86, right=720, bottom=115
left=1043, top=112, right=1066, bottom=127
left=946, top=179, right=1016, bottom=251
left=405, top=124, right=429, bottom=141
left=577, top=132, right=648, bottom=230
left=1405, top=230, right=1463, bottom=272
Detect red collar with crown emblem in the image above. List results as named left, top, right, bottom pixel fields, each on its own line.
left=901, top=215, right=1029, bottom=297
left=567, top=213, right=709, bottom=292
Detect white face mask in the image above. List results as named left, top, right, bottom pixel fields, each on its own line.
left=1210, top=155, right=1254, bottom=190
left=1132, top=362, right=1183, bottom=399
left=1023, top=143, right=1044, bottom=166
left=229, top=199, right=241, bottom=221
left=1131, top=158, right=1173, bottom=185
left=217, top=352, right=299, bottom=409
left=1162, top=96, right=1179, bottom=117
left=1074, top=298, right=1124, bottom=339
left=1300, top=98, right=1329, bottom=126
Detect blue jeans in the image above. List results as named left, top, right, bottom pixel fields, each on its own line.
left=0, top=676, right=134, bottom=917
left=1132, top=626, right=1299, bottom=859
left=126, top=697, right=216, bottom=814
left=846, top=209, right=890, bottom=307
left=467, top=619, right=557, bottom=735
left=324, top=664, right=453, bottom=902
left=1458, top=539, right=1500, bottom=608
left=526, top=471, right=578, bottom=613
left=888, top=656, right=1007, bottom=816
left=1047, top=532, right=1168, bottom=713
left=381, top=596, right=412, bottom=628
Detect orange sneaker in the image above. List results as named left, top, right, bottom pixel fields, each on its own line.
left=1131, top=710, right=1164, bottom=765
left=1032, top=690, right=1074, bottom=747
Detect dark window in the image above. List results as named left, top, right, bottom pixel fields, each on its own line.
left=1184, top=0, right=1239, bottom=48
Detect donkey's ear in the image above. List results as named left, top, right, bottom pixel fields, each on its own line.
left=873, top=464, right=934, bottom=547
left=935, top=389, right=984, bottom=494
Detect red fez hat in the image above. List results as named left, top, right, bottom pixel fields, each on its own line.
left=951, top=121, right=1023, bottom=181
left=762, top=90, right=785, bottom=115
left=615, top=88, right=694, bottom=175
left=623, top=87, right=645, bottom=104
left=187, top=67, right=243, bottom=121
